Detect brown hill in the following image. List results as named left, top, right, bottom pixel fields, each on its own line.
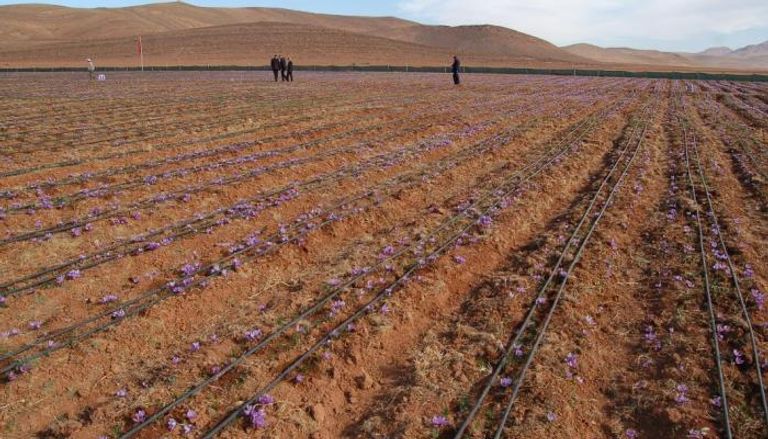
left=377, top=24, right=587, bottom=63
left=0, top=21, right=591, bottom=68
left=562, top=43, right=696, bottom=67
left=0, top=2, right=417, bottom=47
left=0, top=2, right=764, bottom=72
left=0, top=2, right=594, bottom=68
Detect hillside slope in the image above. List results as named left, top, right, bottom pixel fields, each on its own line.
left=0, top=21, right=581, bottom=68
left=562, top=43, right=696, bottom=67
left=0, top=2, right=417, bottom=47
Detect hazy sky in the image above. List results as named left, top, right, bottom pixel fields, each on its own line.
left=1, top=0, right=766, bottom=52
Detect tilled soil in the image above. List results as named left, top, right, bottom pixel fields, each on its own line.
left=0, top=72, right=766, bottom=439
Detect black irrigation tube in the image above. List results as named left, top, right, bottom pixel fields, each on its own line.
left=0, top=82, right=616, bottom=290
left=116, top=98, right=582, bottom=438
left=0, top=86, right=304, bottom=138
left=690, top=132, right=768, bottom=427
left=0, top=101, right=560, bottom=370
left=0, top=97, right=407, bottom=182
left=1, top=87, right=528, bottom=209
left=0, top=88, right=367, bottom=154
left=2, top=65, right=766, bottom=82
left=0, top=85, right=566, bottom=243
left=697, top=97, right=768, bottom=181
left=453, top=95, right=656, bottom=439
left=681, top=124, right=734, bottom=439
left=0, top=115, right=443, bottom=246
left=1, top=104, right=440, bottom=213
left=1, top=100, right=425, bottom=193
left=2, top=96, right=256, bottom=145
left=195, top=95, right=626, bottom=439
left=0, top=90, right=417, bottom=178
left=0, top=102, right=536, bottom=296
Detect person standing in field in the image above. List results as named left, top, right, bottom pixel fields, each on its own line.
left=279, top=55, right=287, bottom=81
left=451, top=56, right=461, bottom=85
left=86, top=58, right=95, bottom=80
left=270, top=55, right=280, bottom=82
left=286, top=58, right=294, bottom=82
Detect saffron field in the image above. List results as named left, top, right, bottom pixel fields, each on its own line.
left=0, top=72, right=767, bottom=438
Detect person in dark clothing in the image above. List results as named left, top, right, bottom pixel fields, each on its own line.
left=279, top=56, right=287, bottom=81
left=270, top=55, right=280, bottom=82
left=286, top=58, right=294, bottom=82
left=451, top=56, right=461, bottom=85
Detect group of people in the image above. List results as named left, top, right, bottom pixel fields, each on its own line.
left=270, top=55, right=294, bottom=82
left=84, top=54, right=462, bottom=85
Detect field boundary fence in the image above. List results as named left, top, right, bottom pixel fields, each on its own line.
left=0, top=64, right=766, bottom=82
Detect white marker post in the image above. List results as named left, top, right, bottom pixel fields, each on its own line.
left=137, top=35, right=144, bottom=71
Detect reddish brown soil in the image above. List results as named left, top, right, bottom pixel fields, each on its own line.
left=0, top=72, right=766, bottom=439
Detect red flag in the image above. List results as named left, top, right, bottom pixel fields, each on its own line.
left=137, top=35, right=143, bottom=56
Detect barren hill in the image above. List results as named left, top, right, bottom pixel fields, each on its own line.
left=563, top=41, right=768, bottom=71
left=0, top=2, right=417, bottom=47
left=377, top=24, right=586, bottom=63
left=0, top=2, right=765, bottom=72
left=562, top=43, right=696, bottom=67
left=0, top=2, right=594, bottom=68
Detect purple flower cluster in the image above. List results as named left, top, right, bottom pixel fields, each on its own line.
left=752, top=288, right=765, bottom=310
left=243, top=328, right=262, bottom=342
left=431, top=415, right=449, bottom=427
left=674, top=384, right=689, bottom=405
left=565, top=352, right=578, bottom=369
left=243, top=405, right=267, bottom=429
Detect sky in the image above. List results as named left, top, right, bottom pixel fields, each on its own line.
left=1, top=0, right=766, bottom=52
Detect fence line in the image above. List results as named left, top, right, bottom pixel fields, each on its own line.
left=0, top=65, right=766, bottom=82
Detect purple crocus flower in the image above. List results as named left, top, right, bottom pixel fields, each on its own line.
left=500, top=377, right=513, bottom=388
left=100, top=294, right=119, bottom=304
left=675, top=384, right=689, bottom=404
left=28, top=321, right=42, bottom=330
left=190, top=342, right=201, bottom=352
left=181, top=424, right=194, bottom=435
left=258, top=394, right=275, bottom=405
left=111, top=309, right=126, bottom=319
left=431, top=415, right=449, bottom=427
left=294, top=373, right=304, bottom=383
left=115, top=388, right=128, bottom=398
left=243, top=405, right=267, bottom=429
left=244, top=328, right=262, bottom=342
left=0, top=296, right=6, bottom=307
left=167, top=418, right=178, bottom=431
left=546, top=411, right=557, bottom=422
left=734, top=349, right=745, bottom=365
left=626, top=429, right=638, bottom=439
left=710, top=396, right=722, bottom=408
left=565, top=353, right=578, bottom=369
left=453, top=255, right=466, bottom=264
left=65, top=269, right=81, bottom=280
left=185, top=409, right=197, bottom=422
left=132, top=409, right=147, bottom=423
left=752, top=289, right=765, bottom=310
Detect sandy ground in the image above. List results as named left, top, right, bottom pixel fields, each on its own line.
left=0, top=72, right=766, bottom=439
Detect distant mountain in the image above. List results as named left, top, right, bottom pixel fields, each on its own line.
left=563, top=41, right=768, bottom=71
left=0, top=2, right=764, bottom=72
left=0, top=2, right=592, bottom=68
left=562, top=43, right=695, bottom=67
left=697, top=47, right=732, bottom=56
